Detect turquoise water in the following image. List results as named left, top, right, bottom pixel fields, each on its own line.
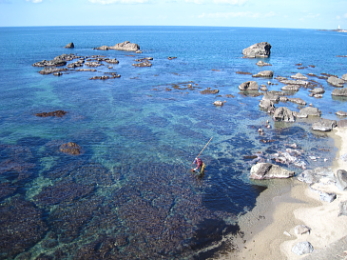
left=0, top=26, right=346, bottom=259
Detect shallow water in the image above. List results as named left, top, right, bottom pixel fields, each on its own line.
left=0, top=26, right=345, bottom=259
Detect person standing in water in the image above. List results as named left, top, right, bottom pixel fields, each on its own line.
left=192, top=157, right=205, bottom=174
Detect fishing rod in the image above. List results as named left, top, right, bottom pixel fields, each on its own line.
left=191, top=136, right=213, bottom=164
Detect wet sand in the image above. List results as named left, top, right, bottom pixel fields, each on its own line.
left=218, top=126, right=347, bottom=260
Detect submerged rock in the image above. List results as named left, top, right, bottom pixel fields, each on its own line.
left=250, top=163, right=295, bottom=180
left=35, top=110, right=67, bottom=117
left=242, top=42, right=271, bottom=58
left=59, top=142, right=81, bottom=155
left=312, top=119, right=337, bottom=132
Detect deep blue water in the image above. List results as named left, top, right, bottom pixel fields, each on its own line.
left=0, top=26, right=346, bottom=259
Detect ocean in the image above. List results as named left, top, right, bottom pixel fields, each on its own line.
left=0, top=26, right=346, bottom=259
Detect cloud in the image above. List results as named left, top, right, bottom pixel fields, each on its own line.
left=198, top=11, right=275, bottom=19
left=213, top=0, right=247, bottom=5
left=26, top=0, right=43, bottom=3
left=185, top=0, right=247, bottom=4
left=344, top=13, right=347, bottom=18
left=89, top=0, right=149, bottom=4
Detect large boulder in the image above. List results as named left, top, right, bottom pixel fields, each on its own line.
left=327, top=76, right=345, bottom=87
left=238, top=81, right=259, bottom=91
left=250, top=163, right=295, bottom=180
left=332, top=88, right=347, bottom=97
left=297, top=107, right=321, bottom=118
left=95, top=41, right=140, bottom=52
left=242, top=42, right=271, bottom=58
left=273, top=107, right=295, bottom=122
left=252, top=70, right=274, bottom=78
left=292, top=241, right=314, bottom=255
left=342, top=73, right=347, bottom=81
left=312, top=118, right=337, bottom=132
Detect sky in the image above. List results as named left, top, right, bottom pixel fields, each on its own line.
left=0, top=0, right=346, bottom=29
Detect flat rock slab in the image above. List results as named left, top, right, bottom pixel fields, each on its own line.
left=297, top=107, right=321, bottom=118
left=312, top=119, right=337, bottom=132
left=327, top=76, right=345, bottom=87
left=252, top=70, right=274, bottom=78
left=332, top=88, right=347, bottom=97
left=250, top=163, right=295, bottom=180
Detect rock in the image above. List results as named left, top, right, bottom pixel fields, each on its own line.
left=256, top=60, right=272, bottom=66
left=279, top=79, right=309, bottom=86
left=250, top=163, right=295, bottom=180
left=273, top=107, right=295, bottom=122
left=95, top=41, right=140, bottom=52
left=259, top=99, right=274, bottom=112
left=252, top=70, right=274, bottom=78
left=242, top=42, right=271, bottom=58
left=288, top=98, right=306, bottom=106
left=168, top=56, right=177, bottom=60
left=294, top=225, right=311, bottom=236
left=132, top=61, right=152, bottom=67
left=238, top=81, right=259, bottom=91
left=297, top=107, right=321, bottom=118
left=35, top=110, right=67, bottom=117
left=342, top=73, right=347, bottom=81
left=65, top=42, right=74, bottom=48
left=263, top=92, right=280, bottom=102
left=59, top=142, right=81, bottom=155
left=282, top=85, right=300, bottom=92
left=310, top=87, right=325, bottom=95
left=327, top=76, right=345, bottom=87
left=200, top=88, right=219, bottom=94
left=297, top=169, right=317, bottom=184
left=339, top=201, right=347, bottom=216
left=213, top=100, right=226, bottom=106
left=291, top=73, right=308, bottom=80
left=332, top=88, right=347, bottom=97
left=292, top=241, right=314, bottom=255
left=312, top=119, right=337, bottom=132
left=104, top=58, right=119, bottom=64
left=336, top=111, right=347, bottom=117
left=320, top=192, right=337, bottom=203
left=39, top=67, right=68, bottom=75
left=336, top=169, right=347, bottom=191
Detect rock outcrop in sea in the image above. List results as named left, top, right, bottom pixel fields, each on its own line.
left=242, top=42, right=271, bottom=58
left=95, top=41, right=140, bottom=52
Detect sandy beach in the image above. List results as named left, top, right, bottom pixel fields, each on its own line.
left=219, top=126, right=347, bottom=260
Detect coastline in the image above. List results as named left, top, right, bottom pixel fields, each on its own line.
left=218, top=126, right=347, bottom=260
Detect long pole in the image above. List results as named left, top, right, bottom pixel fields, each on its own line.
left=192, top=137, right=213, bottom=164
